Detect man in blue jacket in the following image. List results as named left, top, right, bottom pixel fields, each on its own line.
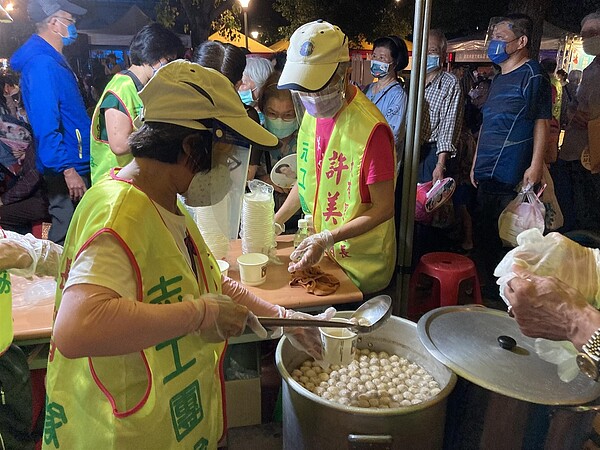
left=11, top=0, right=90, bottom=244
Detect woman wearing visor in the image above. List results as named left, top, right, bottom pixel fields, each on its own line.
left=42, top=61, right=333, bottom=449
left=363, top=36, right=409, bottom=164
left=274, top=20, right=396, bottom=294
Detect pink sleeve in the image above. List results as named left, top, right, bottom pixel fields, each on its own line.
left=360, top=124, right=395, bottom=202
left=222, top=275, right=284, bottom=317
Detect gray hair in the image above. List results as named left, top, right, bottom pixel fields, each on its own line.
left=243, top=57, right=274, bottom=91
left=582, top=10, right=600, bottom=27
left=429, top=29, right=448, bottom=55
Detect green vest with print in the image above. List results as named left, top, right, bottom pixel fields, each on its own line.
left=0, top=269, right=12, bottom=354
left=90, top=73, right=142, bottom=184
left=296, top=90, right=396, bottom=294
left=43, top=175, right=226, bottom=449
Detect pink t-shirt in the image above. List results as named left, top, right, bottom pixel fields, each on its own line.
left=314, top=93, right=394, bottom=203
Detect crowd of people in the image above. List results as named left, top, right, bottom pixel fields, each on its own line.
left=2, top=0, right=600, bottom=446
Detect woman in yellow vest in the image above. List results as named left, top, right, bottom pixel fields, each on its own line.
left=43, top=60, right=333, bottom=449
left=89, top=23, right=183, bottom=184
left=0, top=229, right=61, bottom=449
left=274, top=21, right=397, bottom=294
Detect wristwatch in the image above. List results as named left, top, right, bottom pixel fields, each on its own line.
left=577, top=328, right=600, bottom=381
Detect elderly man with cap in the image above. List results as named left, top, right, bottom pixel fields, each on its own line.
left=10, top=0, right=91, bottom=245
left=274, top=20, right=396, bottom=295
left=41, top=60, right=334, bottom=449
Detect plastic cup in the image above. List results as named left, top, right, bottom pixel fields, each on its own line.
left=217, top=260, right=229, bottom=277
left=237, top=253, right=269, bottom=286
left=319, top=318, right=357, bottom=366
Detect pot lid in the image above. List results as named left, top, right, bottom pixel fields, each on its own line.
left=417, top=306, right=600, bottom=405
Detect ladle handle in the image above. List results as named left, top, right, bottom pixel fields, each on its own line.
left=257, top=317, right=352, bottom=329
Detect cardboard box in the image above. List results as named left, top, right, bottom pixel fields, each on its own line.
left=225, top=377, right=262, bottom=428
left=224, top=342, right=262, bottom=428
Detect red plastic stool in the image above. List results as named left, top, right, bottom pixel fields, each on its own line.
left=408, top=252, right=482, bottom=320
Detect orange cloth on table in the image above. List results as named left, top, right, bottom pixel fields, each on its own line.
left=289, top=266, right=340, bottom=296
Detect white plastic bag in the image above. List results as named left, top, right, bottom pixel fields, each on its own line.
left=498, top=184, right=545, bottom=247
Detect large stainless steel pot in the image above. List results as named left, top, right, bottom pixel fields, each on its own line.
left=275, top=313, right=457, bottom=450
left=418, top=306, right=600, bottom=449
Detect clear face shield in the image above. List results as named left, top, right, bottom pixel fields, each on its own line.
left=485, top=17, right=521, bottom=64
left=180, top=124, right=252, bottom=244
left=290, top=66, right=348, bottom=121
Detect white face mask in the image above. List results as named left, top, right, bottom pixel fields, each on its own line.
left=583, top=35, right=600, bottom=56
left=181, top=164, right=232, bottom=207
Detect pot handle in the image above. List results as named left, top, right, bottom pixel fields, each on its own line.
left=347, top=434, right=393, bottom=449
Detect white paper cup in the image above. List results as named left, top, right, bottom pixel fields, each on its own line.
left=237, top=253, right=269, bottom=286
left=217, top=260, right=229, bottom=277
left=320, top=318, right=357, bottom=366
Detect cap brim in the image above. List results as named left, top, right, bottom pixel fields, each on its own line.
left=218, top=115, right=279, bottom=149
left=134, top=115, right=278, bottom=149
left=278, top=61, right=339, bottom=93
left=59, top=0, right=87, bottom=16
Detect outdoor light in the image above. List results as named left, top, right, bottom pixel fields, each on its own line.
left=251, top=31, right=259, bottom=40
left=5, top=2, right=13, bottom=11
left=0, top=4, right=12, bottom=22
left=239, top=0, right=250, bottom=50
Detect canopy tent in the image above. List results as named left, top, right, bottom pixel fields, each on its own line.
left=269, top=39, right=288, bottom=52
left=0, top=5, right=12, bottom=23
left=79, top=6, right=192, bottom=48
left=209, top=31, right=274, bottom=54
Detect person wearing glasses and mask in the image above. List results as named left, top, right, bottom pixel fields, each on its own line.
left=41, top=61, right=334, bottom=448
left=363, top=36, right=409, bottom=166
left=10, top=0, right=90, bottom=245
left=248, top=71, right=299, bottom=211
left=274, top=20, right=396, bottom=294
left=89, top=23, right=183, bottom=184
left=470, top=14, right=551, bottom=299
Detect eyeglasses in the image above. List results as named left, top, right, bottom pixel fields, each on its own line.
left=53, top=16, right=76, bottom=25
left=265, top=111, right=296, bottom=122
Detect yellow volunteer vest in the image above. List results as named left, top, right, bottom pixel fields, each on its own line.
left=0, top=269, right=12, bottom=355
left=43, top=173, right=226, bottom=449
left=296, top=90, right=396, bottom=294
left=0, top=229, right=12, bottom=354
left=90, top=73, right=142, bottom=184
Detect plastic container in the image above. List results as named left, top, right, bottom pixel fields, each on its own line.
left=304, top=214, right=314, bottom=235
left=293, top=219, right=309, bottom=248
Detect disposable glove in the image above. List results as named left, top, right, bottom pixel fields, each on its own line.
left=495, top=229, right=600, bottom=307
left=283, top=306, right=336, bottom=361
left=0, top=231, right=63, bottom=278
left=273, top=222, right=285, bottom=236
left=188, top=293, right=267, bottom=342
left=288, top=230, right=334, bottom=273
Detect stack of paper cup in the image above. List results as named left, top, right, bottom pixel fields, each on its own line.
left=240, top=180, right=276, bottom=256
left=183, top=199, right=230, bottom=260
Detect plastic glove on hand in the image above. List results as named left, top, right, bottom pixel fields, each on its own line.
left=273, top=222, right=285, bottom=236
left=283, top=307, right=336, bottom=360
left=189, top=293, right=250, bottom=342
left=288, top=230, right=334, bottom=273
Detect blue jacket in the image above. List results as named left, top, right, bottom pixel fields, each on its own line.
left=11, top=35, right=90, bottom=176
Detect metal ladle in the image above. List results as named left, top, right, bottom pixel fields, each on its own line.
left=257, top=295, right=392, bottom=334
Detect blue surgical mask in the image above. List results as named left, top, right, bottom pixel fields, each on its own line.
left=426, top=55, right=440, bottom=73
left=370, top=60, right=390, bottom=78
left=56, top=20, right=78, bottom=46
left=487, top=37, right=520, bottom=64
left=487, top=39, right=510, bottom=64
left=238, top=89, right=255, bottom=106
left=265, top=117, right=298, bottom=139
